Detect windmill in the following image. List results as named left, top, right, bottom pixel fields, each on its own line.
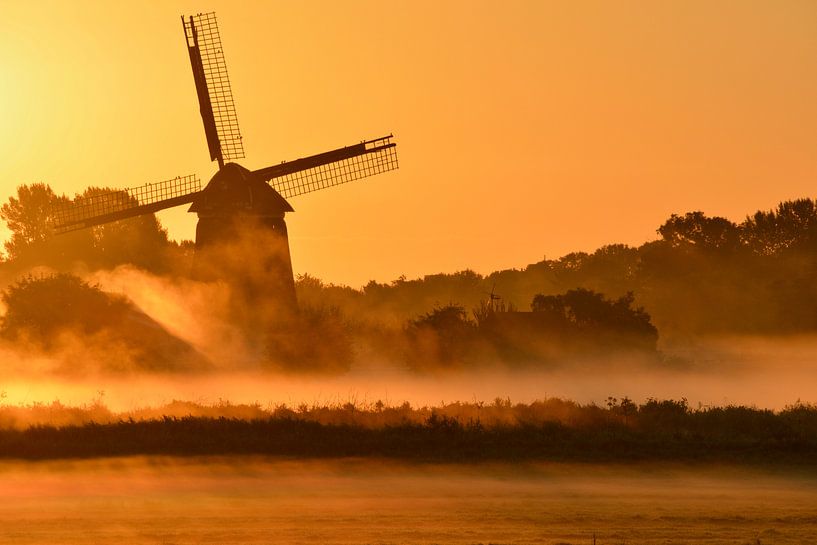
left=484, top=282, right=501, bottom=309
left=50, top=12, right=398, bottom=314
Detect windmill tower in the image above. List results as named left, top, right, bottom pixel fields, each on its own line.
left=51, top=12, right=398, bottom=317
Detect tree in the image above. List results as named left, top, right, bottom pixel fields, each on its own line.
left=405, top=304, right=477, bottom=367
left=1, top=183, right=64, bottom=260
left=531, top=288, right=658, bottom=352
left=0, top=183, right=98, bottom=267
left=657, top=211, right=741, bottom=251
left=530, top=292, right=566, bottom=317
left=265, top=305, right=354, bottom=374
left=0, top=183, right=173, bottom=271
left=0, top=273, right=123, bottom=343
left=80, top=187, right=171, bottom=271
left=741, top=198, right=817, bottom=255
left=0, top=273, right=206, bottom=372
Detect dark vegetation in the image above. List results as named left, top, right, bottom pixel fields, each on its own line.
left=297, top=199, right=817, bottom=341
left=264, top=305, right=355, bottom=373
left=0, top=183, right=192, bottom=273
left=403, top=290, right=657, bottom=369
left=0, top=397, right=815, bottom=464
left=4, top=182, right=817, bottom=371
left=0, top=273, right=205, bottom=373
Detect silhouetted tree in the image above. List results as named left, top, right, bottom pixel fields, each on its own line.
left=80, top=186, right=171, bottom=271
left=265, top=305, right=354, bottom=374
left=256, top=197, right=817, bottom=343
left=0, top=273, right=205, bottom=372
left=0, top=273, right=124, bottom=345
left=0, top=184, right=98, bottom=268
left=741, top=198, right=817, bottom=255
left=405, top=304, right=477, bottom=368
left=658, top=211, right=741, bottom=251
left=0, top=183, right=175, bottom=272
left=0, top=183, right=61, bottom=259
left=531, top=288, right=658, bottom=352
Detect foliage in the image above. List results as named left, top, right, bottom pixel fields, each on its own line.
left=0, top=183, right=65, bottom=259
left=0, top=397, right=815, bottom=463
left=658, top=211, right=741, bottom=251
left=81, top=186, right=172, bottom=271
left=0, top=273, right=205, bottom=372
left=293, top=197, right=817, bottom=340
left=404, top=304, right=478, bottom=368
left=8, top=181, right=817, bottom=346
left=0, top=183, right=181, bottom=273
left=531, top=288, right=657, bottom=349
left=742, top=198, right=817, bottom=255
left=265, top=305, right=354, bottom=374
left=400, top=291, right=659, bottom=368
left=0, top=273, right=131, bottom=345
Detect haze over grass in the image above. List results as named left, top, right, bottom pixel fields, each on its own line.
left=0, top=397, right=815, bottom=464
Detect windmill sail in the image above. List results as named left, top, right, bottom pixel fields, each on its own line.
left=183, top=13, right=244, bottom=167
left=254, top=135, right=398, bottom=199
left=51, top=175, right=201, bottom=233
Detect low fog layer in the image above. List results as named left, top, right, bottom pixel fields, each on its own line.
left=2, top=347, right=816, bottom=413
left=1, top=191, right=817, bottom=412
left=1, top=458, right=816, bottom=545
left=0, top=266, right=814, bottom=411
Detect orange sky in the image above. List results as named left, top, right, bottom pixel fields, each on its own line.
left=1, top=0, right=816, bottom=287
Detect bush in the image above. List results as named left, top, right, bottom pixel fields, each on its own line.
left=0, top=273, right=206, bottom=373
left=404, top=304, right=478, bottom=369
left=1, top=273, right=130, bottom=345
left=265, top=305, right=354, bottom=374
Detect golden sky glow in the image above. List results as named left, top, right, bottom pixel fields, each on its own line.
left=1, top=0, right=816, bottom=286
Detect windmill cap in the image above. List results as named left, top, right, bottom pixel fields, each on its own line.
left=189, top=162, right=294, bottom=215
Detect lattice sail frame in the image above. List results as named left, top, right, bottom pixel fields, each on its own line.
left=50, top=175, right=201, bottom=233
left=183, top=12, right=244, bottom=164
left=259, top=136, right=399, bottom=199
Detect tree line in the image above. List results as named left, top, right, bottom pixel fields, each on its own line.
left=298, top=199, right=817, bottom=339
left=402, top=289, right=658, bottom=369
left=3, top=182, right=817, bottom=353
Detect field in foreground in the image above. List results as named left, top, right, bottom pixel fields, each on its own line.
left=1, top=457, right=816, bottom=545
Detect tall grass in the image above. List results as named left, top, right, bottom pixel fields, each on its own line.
left=0, top=397, right=815, bottom=462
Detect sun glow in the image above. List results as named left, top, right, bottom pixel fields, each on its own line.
left=0, top=2, right=815, bottom=285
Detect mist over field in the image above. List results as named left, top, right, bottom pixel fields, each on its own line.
left=2, top=145, right=817, bottom=545
left=2, top=346, right=816, bottom=413
left=4, top=2, right=817, bottom=543
left=3, top=180, right=816, bottom=545
left=2, top=240, right=817, bottom=412
left=0, top=262, right=813, bottom=413
left=2, top=457, right=816, bottom=545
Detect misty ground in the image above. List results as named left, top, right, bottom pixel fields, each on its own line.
left=1, top=457, right=815, bottom=545
left=3, top=339, right=816, bottom=413
left=3, top=201, right=817, bottom=542
left=2, top=273, right=816, bottom=542
left=1, top=265, right=816, bottom=414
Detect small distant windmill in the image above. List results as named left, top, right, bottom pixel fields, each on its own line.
left=484, top=283, right=501, bottom=311
left=51, top=12, right=398, bottom=311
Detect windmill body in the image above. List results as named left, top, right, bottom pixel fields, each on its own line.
left=190, top=162, right=297, bottom=313
left=50, top=12, right=398, bottom=318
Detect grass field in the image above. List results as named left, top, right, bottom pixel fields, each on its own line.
left=1, top=457, right=815, bottom=545
left=3, top=398, right=814, bottom=543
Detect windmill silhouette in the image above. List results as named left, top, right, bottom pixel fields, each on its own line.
left=484, top=283, right=502, bottom=311
left=50, top=12, right=398, bottom=312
